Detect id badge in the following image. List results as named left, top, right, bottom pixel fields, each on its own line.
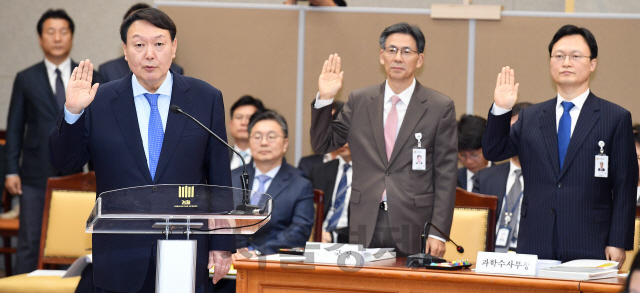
left=495, top=226, right=512, bottom=248
left=413, top=148, right=426, bottom=170
left=595, top=155, right=608, bottom=178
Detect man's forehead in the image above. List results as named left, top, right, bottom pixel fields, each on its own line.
left=43, top=18, right=70, bottom=29
left=552, top=34, right=590, bottom=53
left=252, top=120, right=284, bottom=133
left=128, top=20, right=171, bottom=39
left=385, top=33, right=416, bottom=47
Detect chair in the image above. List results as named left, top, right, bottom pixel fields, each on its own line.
left=442, top=187, right=498, bottom=263
left=621, top=205, right=640, bottom=272
left=0, top=172, right=96, bottom=292
left=0, top=189, right=18, bottom=276
left=309, top=189, right=325, bottom=242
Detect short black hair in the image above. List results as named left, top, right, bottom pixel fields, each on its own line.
left=230, top=95, right=266, bottom=117
left=548, top=25, right=598, bottom=59
left=37, top=9, right=74, bottom=37
left=124, top=3, right=150, bottom=20
left=512, top=102, right=533, bottom=117
left=379, top=22, right=425, bottom=53
left=332, top=100, right=345, bottom=120
left=120, top=8, right=176, bottom=44
left=458, top=114, right=487, bottom=151
left=248, top=110, right=288, bottom=138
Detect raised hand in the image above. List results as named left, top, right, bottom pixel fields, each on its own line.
left=66, top=59, right=99, bottom=114
left=318, top=54, right=344, bottom=100
left=494, top=66, right=519, bottom=110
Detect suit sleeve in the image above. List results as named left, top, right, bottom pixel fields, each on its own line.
left=310, top=93, right=352, bottom=155
left=431, top=100, right=458, bottom=238
left=266, top=180, right=315, bottom=253
left=205, top=89, right=235, bottom=252
left=6, top=73, right=26, bottom=175
left=483, top=105, right=520, bottom=162
left=608, top=111, right=638, bottom=250
left=49, top=106, right=91, bottom=172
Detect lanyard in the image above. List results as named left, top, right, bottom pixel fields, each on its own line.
left=503, top=191, right=523, bottom=226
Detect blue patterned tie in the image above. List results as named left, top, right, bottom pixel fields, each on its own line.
left=558, top=101, right=574, bottom=169
left=144, top=93, right=164, bottom=180
left=326, top=163, right=351, bottom=232
left=251, top=175, right=271, bottom=206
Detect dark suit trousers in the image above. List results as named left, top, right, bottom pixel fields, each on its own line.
left=15, top=184, right=46, bottom=274
left=93, top=244, right=206, bottom=293
left=369, top=210, right=410, bottom=257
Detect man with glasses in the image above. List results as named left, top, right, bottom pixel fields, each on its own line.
left=483, top=25, right=637, bottom=266
left=233, top=110, right=314, bottom=257
left=457, top=115, right=491, bottom=192
left=311, top=22, right=457, bottom=257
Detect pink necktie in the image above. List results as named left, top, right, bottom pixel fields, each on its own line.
left=382, top=95, right=400, bottom=202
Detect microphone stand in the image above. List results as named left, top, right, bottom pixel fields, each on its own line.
left=170, top=105, right=259, bottom=215
left=406, top=221, right=464, bottom=267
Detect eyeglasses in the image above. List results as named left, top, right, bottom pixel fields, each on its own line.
left=251, top=132, right=283, bottom=143
left=551, top=54, right=591, bottom=62
left=383, top=46, right=418, bottom=57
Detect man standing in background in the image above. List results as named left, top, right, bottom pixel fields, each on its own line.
left=6, top=9, right=85, bottom=274
left=228, top=95, right=265, bottom=170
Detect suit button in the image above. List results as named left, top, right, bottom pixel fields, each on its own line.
left=550, top=208, right=555, bottom=214
left=557, top=183, right=562, bottom=189
left=152, top=187, right=157, bottom=192
left=386, top=172, right=390, bottom=176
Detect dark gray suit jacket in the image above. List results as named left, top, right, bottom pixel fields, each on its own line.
left=483, top=93, right=638, bottom=261
left=310, top=81, right=458, bottom=255
left=6, top=60, right=84, bottom=188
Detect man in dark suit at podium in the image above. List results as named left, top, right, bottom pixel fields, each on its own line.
left=49, top=8, right=233, bottom=292
left=97, top=3, right=184, bottom=84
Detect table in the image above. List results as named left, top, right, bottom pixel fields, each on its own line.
left=234, top=257, right=625, bottom=293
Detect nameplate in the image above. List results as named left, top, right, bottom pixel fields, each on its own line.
left=475, top=251, right=538, bottom=276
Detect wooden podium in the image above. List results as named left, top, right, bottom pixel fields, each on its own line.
left=234, top=257, right=624, bottom=293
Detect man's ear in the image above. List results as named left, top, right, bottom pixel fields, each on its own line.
left=122, top=42, right=128, bottom=61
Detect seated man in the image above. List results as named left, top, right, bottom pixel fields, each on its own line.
left=228, top=95, right=266, bottom=170
left=233, top=111, right=314, bottom=256
left=457, top=115, right=491, bottom=192
left=309, top=143, right=352, bottom=243
left=473, top=102, right=531, bottom=253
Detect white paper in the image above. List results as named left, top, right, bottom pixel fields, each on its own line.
left=556, top=259, right=618, bottom=268
left=27, top=270, right=66, bottom=277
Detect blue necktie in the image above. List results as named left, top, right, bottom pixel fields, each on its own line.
left=144, top=93, right=164, bottom=180
left=251, top=175, right=271, bottom=206
left=326, top=163, right=351, bottom=232
left=558, top=101, right=575, bottom=169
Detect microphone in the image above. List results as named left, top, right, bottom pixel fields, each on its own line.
left=406, top=221, right=464, bottom=268
left=170, top=105, right=259, bottom=215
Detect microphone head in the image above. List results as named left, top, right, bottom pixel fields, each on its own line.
left=457, top=246, right=464, bottom=253
left=169, top=105, right=181, bottom=113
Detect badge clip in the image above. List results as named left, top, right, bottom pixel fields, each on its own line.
left=415, top=133, right=422, bottom=148
left=598, top=141, right=605, bottom=155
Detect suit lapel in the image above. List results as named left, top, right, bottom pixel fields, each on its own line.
left=539, top=99, right=560, bottom=178
left=389, top=83, right=428, bottom=164
left=366, top=83, right=388, bottom=165
left=36, top=62, right=59, bottom=116
left=266, top=165, right=290, bottom=201
left=153, top=73, right=194, bottom=183
left=559, top=93, right=600, bottom=179
left=111, top=73, right=153, bottom=184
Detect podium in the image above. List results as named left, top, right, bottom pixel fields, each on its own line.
left=86, top=184, right=271, bottom=293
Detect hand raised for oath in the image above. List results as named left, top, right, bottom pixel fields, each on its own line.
left=494, top=66, right=519, bottom=110
left=318, top=53, right=344, bottom=100
left=66, top=59, right=99, bottom=114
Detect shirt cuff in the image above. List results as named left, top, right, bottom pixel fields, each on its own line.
left=64, top=107, right=84, bottom=124
left=428, top=235, right=446, bottom=243
left=491, top=103, right=512, bottom=116
left=5, top=174, right=18, bottom=178
left=314, top=92, right=334, bottom=109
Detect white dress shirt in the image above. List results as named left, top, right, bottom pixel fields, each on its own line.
left=44, top=57, right=71, bottom=95
left=636, top=186, right=640, bottom=203
left=322, top=157, right=352, bottom=242
left=65, top=72, right=173, bottom=170
left=230, top=144, right=252, bottom=171
left=492, top=89, right=590, bottom=137
left=496, top=160, right=524, bottom=249
left=251, top=163, right=281, bottom=199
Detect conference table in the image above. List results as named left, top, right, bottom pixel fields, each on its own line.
left=233, top=256, right=625, bottom=293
